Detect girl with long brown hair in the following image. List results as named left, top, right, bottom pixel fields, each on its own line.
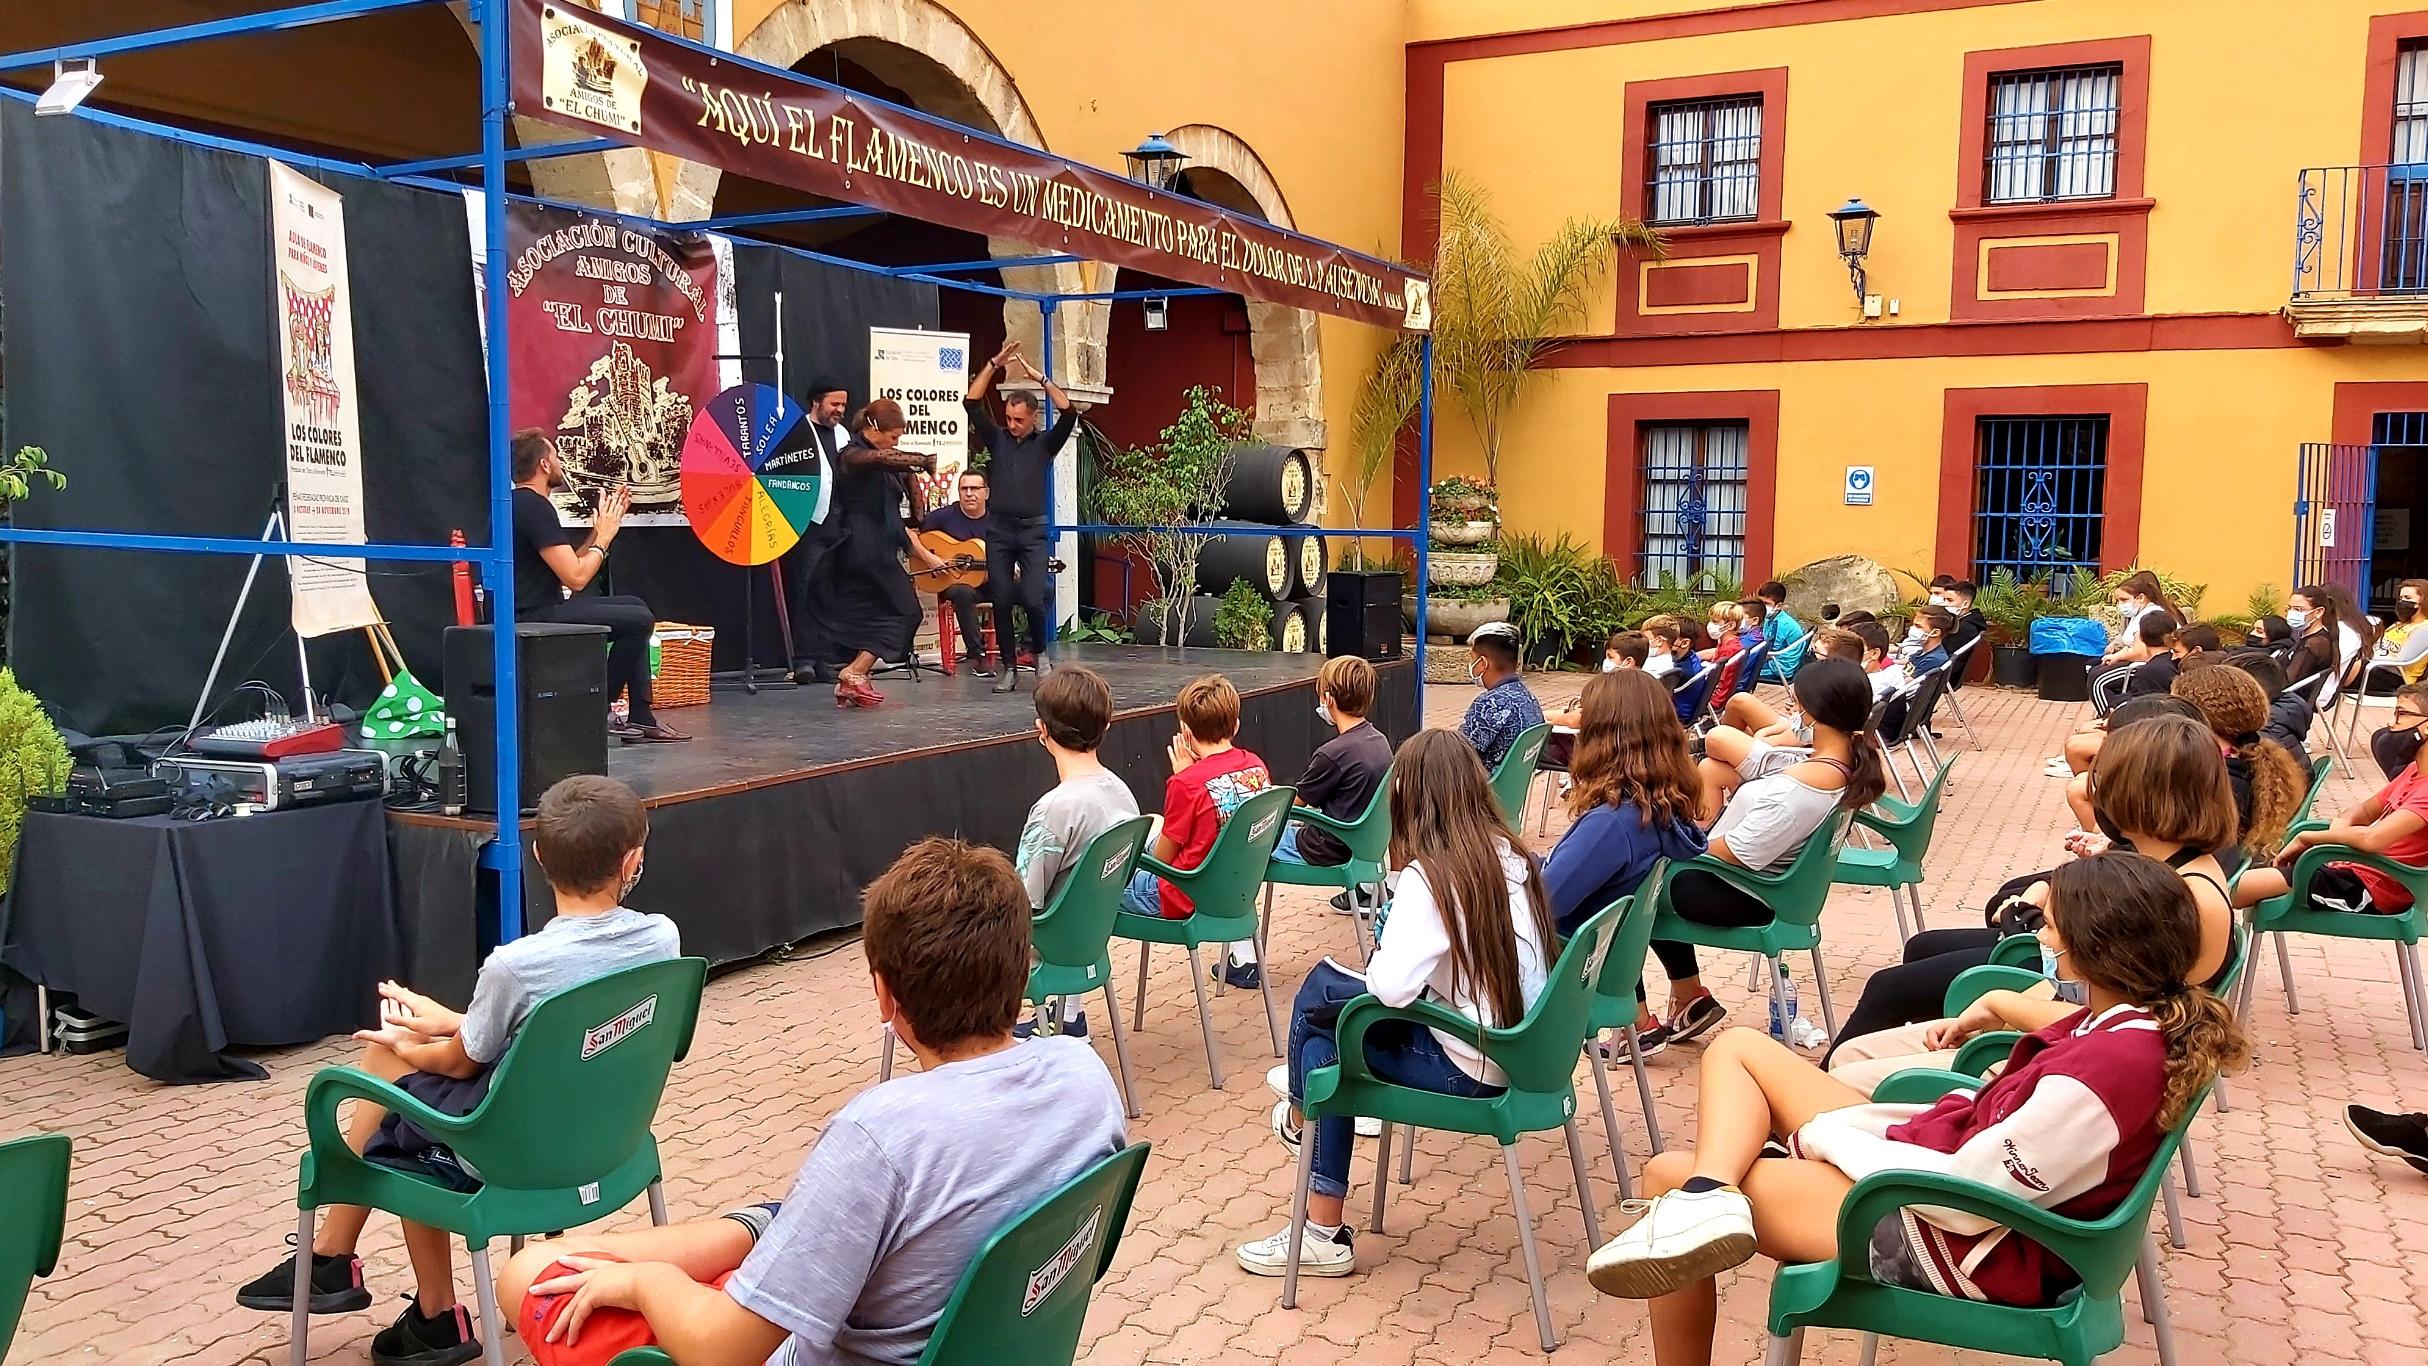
left=1589, top=851, right=2248, bottom=1358
left=1545, top=671, right=1707, bottom=939
left=1237, top=728, right=1558, bottom=1280
left=2285, top=583, right=2345, bottom=689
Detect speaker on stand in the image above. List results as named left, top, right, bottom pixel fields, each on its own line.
left=443, top=623, right=612, bottom=816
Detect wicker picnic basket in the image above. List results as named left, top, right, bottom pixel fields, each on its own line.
left=653, top=623, right=715, bottom=709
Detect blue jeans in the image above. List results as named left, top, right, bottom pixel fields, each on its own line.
left=1120, top=868, right=1164, bottom=917
left=1286, top=961, right=1496, bottom=1199
left=1270, top=824, right=1307, bottom=864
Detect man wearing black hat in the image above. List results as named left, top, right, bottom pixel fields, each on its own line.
left=965, top=343, right=1082, bottom=695
left=784, top=379, right=853, bottom=684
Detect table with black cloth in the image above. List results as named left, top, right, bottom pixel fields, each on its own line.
left=0, top=801, right=398, bottom=1083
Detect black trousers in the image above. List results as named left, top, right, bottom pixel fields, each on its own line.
left=530, top=594, right=658, bottom=724
left=985, top=517, right=1050, bottom=665
left=939, top=583, right=986, bottom=663
left=1648, top=869, right=1776, bottom=984
left=1821, top=927, right=2003, bottom=1064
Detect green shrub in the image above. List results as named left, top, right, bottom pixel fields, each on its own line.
left=1213, top=580, right=1272, bottom=651
left=0, top=670, right=69, bottom=892
left=1496, top=531, right=1633, bottom=668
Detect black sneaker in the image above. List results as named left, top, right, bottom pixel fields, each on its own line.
left=234, top=1239, right=372, bottom=1313
left=370, top=1299, right=482, bottom=1366
left=1666, top=995, right=1729, bottom=1044
left=1593, top=1024, right=1670, bottom=1065
left=1013, top=1010, right=1088, bottom=1041
left=968, top=662, right=996, bottom=678
left=1215, top=959, right=1263, bottom=990
left=1327, top=887, right=1381, bottom=916
left=2344, top=1104, right=2428, bottom=1174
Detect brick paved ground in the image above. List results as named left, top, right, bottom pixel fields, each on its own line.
left=6, top=679, right=2427, bottom=1365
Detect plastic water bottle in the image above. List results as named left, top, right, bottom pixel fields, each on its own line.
left=436, top=716, right=466, bottom=818
left=1768, top=961, right=1800, bottom=1040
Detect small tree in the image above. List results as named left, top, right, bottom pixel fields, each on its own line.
left=1088, top=386, right=1252, bottom=631
left=1335, top=335, right=1421, bottom=571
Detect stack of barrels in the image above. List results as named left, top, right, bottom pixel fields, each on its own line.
left=1177, top=444, right=1328, bottom=652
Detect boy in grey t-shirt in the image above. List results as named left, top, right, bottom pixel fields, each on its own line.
left=1012, top=666, right=1138, bottom=1034
left=499, top=838, right=1128, bottom=1366
left=235, top=776, right=678, bottom=1366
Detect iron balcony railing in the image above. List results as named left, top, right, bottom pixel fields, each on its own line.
left=2293, top=164, right=2428, bottom=299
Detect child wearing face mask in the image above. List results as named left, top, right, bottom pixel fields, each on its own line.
left=234, top=776, right=680, bottom=1363
left=1898, top=605, right=1954, bottom=677
left=1274, top=655, right=1393, bottom=872
left=2241, top=679, right=2428, bottom=916
left=2371, top=578, right=2428, bottom=689
left=1546, top=631, right=1651, bottom=731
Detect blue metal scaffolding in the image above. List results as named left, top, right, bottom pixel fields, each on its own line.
left=0, top=0, right=1436, bottom=940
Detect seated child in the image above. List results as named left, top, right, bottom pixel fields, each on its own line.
left=1899, top=605, right=1954, bottom=678
left=498, top=839, right=1126, bottom=1366
left=1276, top=655, right=1392, bottom=870
left=235, top=775, right=679, bottom=1366
left=1720, top=626, right=1864, bottom=740
left=1013, top=665, right=1139, bottom=1036
left=1548, top=629, right=1651, bottom=730
left=1457, top=622, right=1544, bottom=770
left=1121, top=673, right=1274, bottom=987
left=1587, top=851, right=2246, bottom=1346
left=2234, top=680, right=2428, bottom=915
left=1756, top=580, right=1808, bottom=681
left=1641, top=616, right=1693, bottom=688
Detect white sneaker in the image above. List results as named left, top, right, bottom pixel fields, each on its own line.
left=1585, top=1186, right=1758, bottom=1299
left=1265, top=1066, right=1381, bottom=1136
left=1236, top=1222, right=1356, bottom=1278
left=1270, top=1099, right=1303, bottom=1154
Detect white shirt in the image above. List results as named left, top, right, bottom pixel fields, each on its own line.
left=1365, top=845, right=1549, bottom=1085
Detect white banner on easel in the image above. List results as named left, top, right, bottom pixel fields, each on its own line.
left=869, top=326, right=971, bottom=501
left=270, top=163, right=381, bottom=637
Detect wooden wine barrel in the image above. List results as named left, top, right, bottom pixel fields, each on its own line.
left=1137, top=595, right=1221, bottom=647
left=1193, top=521, right=1292, bottom=599
left=1268, top=599, right=1313, bottom=653
left=1220, top=444, right=1315, bottom=524
left=1295, top=596, right=1327, bottom=654
left=1280, top=523, right=1328, bottom=600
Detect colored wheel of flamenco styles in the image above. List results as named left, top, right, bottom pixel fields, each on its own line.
left=679, top=382, right=830, bottom=565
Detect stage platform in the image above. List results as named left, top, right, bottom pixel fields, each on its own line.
left=387, top=645, right=1416, bottom=992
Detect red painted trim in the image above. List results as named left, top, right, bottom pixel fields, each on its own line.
left=1409, top=0, right=2036, bottom=61
left=2332, top=381, right=2428, bottom=446
left=1403, top=0, right=2035, bottom=264
left=1540, top=310, right=2301, bottom=368
left=1984, top=241, right=2110, bottom=292
left=2362, top=13, right=2428, bottom=166
left=1950, top=36, right=2151, bottom=321
left=1935, top=384, right=2147, bottom=575
left=1604, top=390, right=1781, bottom=582
left=1646, top=260, right=1755, bottom=308
left=1614, top=68, right=1787, bottom=334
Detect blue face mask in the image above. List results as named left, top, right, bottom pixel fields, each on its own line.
left=2040, top=944, right=2089, bottom=1005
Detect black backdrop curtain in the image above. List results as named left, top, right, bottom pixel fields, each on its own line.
left=0, top=104, right=942, bottom=730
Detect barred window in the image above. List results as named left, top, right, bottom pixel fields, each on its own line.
left=1645, top=96, right=1763, bottom=226
left=1971, top=416, right=2108, bottom=582
left=2395, top=42, right=2428, bottom=163
left=1983, top=64, right=2121, bottom=203
left=1639, top=422, right=1749, bottom=582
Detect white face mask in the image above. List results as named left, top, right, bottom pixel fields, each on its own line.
left=1904, top=626, right=1927, bottom=646
left=1600, top=657, right=1621, bottom=673
left=1316, top=699, right=1333, bottom=725
left=2288, top=608, right=2312, bottom=630
left=1468, top=658, right=1485, bottom=684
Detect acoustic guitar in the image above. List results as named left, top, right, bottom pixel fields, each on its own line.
left=905, top=530, right=1068, bottom=594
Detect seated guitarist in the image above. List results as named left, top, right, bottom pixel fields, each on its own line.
left=918, top=469, right=998, bottom=676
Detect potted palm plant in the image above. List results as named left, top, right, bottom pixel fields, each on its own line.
left=1973, top=570, right=2046, bottom=687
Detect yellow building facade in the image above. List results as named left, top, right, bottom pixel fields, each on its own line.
left=1409, top=0, right=2428, bottom=606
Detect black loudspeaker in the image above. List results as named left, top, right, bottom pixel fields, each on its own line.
left=1325, top=570, right=1403, bottom=663
left=444, top=623, right=612, bottom=816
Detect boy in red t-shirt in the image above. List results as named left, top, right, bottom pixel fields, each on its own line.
left=2240, top=681, right=2428, bottom=913
left=1120, top=673, right=1273, bottom=987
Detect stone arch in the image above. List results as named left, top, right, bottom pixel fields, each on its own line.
left=450, top=2, right=658, bottom=213
left=1094, top=123, right=1326, bottom=453
left=660, top=0, right=1093, bottom=380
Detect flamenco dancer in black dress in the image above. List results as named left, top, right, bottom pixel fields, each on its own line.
left=807, top=398, right=940, bottom=708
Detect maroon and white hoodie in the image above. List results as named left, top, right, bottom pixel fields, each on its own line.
left=1790, top=1004, right=2168, bottom=1306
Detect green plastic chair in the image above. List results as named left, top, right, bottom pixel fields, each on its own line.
left=1580, top=861, right=1673, bottom=1194
left=2238, top=835, right=2428, bottom=1051
left=608, top=1142, right=1152, bottom=1366
left=0, top=1132, right=70, bottom=1357
left=286, top=957, right=708, bottom=1366
left=1262, top=767, right=1392, bottom=964
left=1110, top=784, right=1297, bottom=1089
left=1279, top=899, right=1626, bottom=1353
left=1489, top=722, right=1552, bottom=833
left=1649, top=811, right=1855, bottom=1036
left=1834, top=757, right=1957, bottom=941
left=882, top=816, right=1155, bottom=1115
left=1766, top=1069, right=2207, bottom=1366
